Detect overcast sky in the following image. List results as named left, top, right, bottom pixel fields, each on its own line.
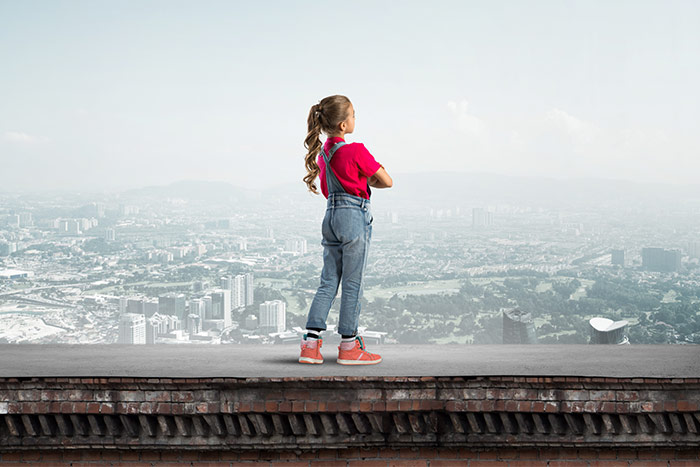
left=1, top=0, right=698, bottom=193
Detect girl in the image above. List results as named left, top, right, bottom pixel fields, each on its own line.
left=299, top=95, right=393, bottom=365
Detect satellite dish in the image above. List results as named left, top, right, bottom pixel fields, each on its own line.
left=589, top=317, right=628, bottom=332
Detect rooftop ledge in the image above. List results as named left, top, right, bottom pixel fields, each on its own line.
left=1, top=344, right=698, bottom=379
left=1, top=344, right=699, bottom=454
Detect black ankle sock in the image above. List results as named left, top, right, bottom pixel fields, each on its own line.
left=306, top=327, right=323, bottom=339
left=341, top=334, right=356, bottom=339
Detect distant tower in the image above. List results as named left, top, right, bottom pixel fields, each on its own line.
left=245, top=272, right=254, bottom=306
left=158, top=293, right=186, bottom=321
left=118, top=313, right=146, bottom=344
left=211, top=289, right=232, bottom=329
left=187, top=314, right=201, bottom=335
left=589, top=317, right=629, bottom=344
left=105, top=228, right=115, bottom=241
left=642, top=247, right=681, bottom=272
left=119, top=297, right=128, bottom=315
left=611, top=249, right=625, bottom=266
left=259, top=300, right=286, bottom=333
left=189, top=298, right=206, bottom=322
left=502, top=308, right=537, bottom=344
left=232, top=274, right=246, bottom=309
left=220, top=276, right=232, bottom=290
left=472, top=208, right=493, bottom=228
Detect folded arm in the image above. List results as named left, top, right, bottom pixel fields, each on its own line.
left=368, top=166, right=393, bottom=188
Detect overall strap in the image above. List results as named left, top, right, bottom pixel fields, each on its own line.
left=321, top=142, right=348, bottom=195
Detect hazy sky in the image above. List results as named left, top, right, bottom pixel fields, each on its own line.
left=1, top=0, right=698, bottom=193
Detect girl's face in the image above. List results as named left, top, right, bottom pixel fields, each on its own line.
left=341, top=104, right=356, bottom=134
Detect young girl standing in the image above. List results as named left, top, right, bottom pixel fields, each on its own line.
left=299, top=95, right=393, bottom=365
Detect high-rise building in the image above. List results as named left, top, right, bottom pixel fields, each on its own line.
left=472, top=208, right=493, bottom=228
left=158, top=293, right=186, bottom=321
left=19, top=212, right=33, bottom=226
left=118, top=313, right=146, bottom=344
left=611, top=249, right=625, bottom=266
left=127, top=299, right=145, bottom=315
left=211, top=289, right=232, bottom=329
left=119, top=297, right=128, bottom=315
left=687, top=241, right=700, bottom=259
left=259, top=300, right=286, bottom=334
left=189, top=298, right=206, bottom=322
left=245, top=272, right=254, bottom=306
left=642, top=247, right=682, bottom=273
left=232, top=274, right=246, bottom=309
left=105, top=228, right=115, bottom=241
left=187, top=314, right=201, bottom=335
left=502, top=308, right=537, bottom=344
left=285, top=238, right=308, bottom=255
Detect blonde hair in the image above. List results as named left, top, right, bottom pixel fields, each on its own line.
left=303, top=95, right=352, bottom=194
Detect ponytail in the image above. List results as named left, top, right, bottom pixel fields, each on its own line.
left=303, top=95, right=352, bottom=194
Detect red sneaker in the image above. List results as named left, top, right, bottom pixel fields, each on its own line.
left=337, top=336, right=382, bottom=365
left=299, top=335, right=323, bottom=364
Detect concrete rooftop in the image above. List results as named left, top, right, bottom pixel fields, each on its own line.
left=1, top=344, right=698, bottom=378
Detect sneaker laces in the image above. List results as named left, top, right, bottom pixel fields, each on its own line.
left=357, top=336, right=375, bottom=356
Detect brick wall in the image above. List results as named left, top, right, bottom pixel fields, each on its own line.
left=0, top=447, right=699, bottom=465
left=1, top=375, right=699, bottom=460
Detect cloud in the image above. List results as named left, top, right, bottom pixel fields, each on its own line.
left=2, top=131, right=46, bottom=144
left=439, top=99, right=700, bottom=184
left=447, top=100, right=484, bottom=135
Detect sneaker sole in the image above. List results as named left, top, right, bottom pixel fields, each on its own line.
left=299, top=357, right=323, bottom=364
left=336, top=357, right=382, bottom=365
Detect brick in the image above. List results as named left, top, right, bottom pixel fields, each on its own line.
left=462, top=461, right=508, bottom=466
left=630, top=462, right=671, bottom=466
left=518, top=449, right=539, bottom=460
left=265, top=401, right=278, bottom=412
left=677, top=400, right=699, bottom=411
left=398, top=400, right=413, bottom=411
left=596, top=450, right=619, bottom=460
left=318, top=449, right=338, bottom=459
left=40, top=452, right=65, bottom=461
left=21, top=452, right=42, bottom=461
left=588, top=461, right=629, bottom=467
left=349, top=461, right=388, bottom=467
left=436, top=449, right=459, bottom=459
left=172, top=391, right=194, bottom=402
left=397, top=448, right=419, bottom=459
left=198, top=451, right=221, bottom=461
left=616, top=449, right=638, bottom=460
left=507, top=462, right=548, bottom=467
left=388, top=461, right=427, bottom=467
left=550, top=462, right=588, bottom=467
left=675, top=450, right=699, bottom=460
left=457, top=449, right=479, bottom=459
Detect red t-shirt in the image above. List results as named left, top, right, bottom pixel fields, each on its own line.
left=318, top=136, right=382, bottom=199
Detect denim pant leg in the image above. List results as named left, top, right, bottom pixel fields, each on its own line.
left=337, top=206, right=372, bottom=336
left=305, top=210, right=342, bottom=331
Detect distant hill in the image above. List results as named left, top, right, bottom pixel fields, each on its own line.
left=120, top=180, right=261, bottom=203
left=266, top=172, right=700, bottom=208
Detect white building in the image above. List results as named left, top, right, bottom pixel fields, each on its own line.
left=259, top=300, right=286, bottom=334
left=118, top=313, right=146, bottom=344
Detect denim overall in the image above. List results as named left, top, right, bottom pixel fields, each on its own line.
left=305, top=141, right=373, bottom=337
